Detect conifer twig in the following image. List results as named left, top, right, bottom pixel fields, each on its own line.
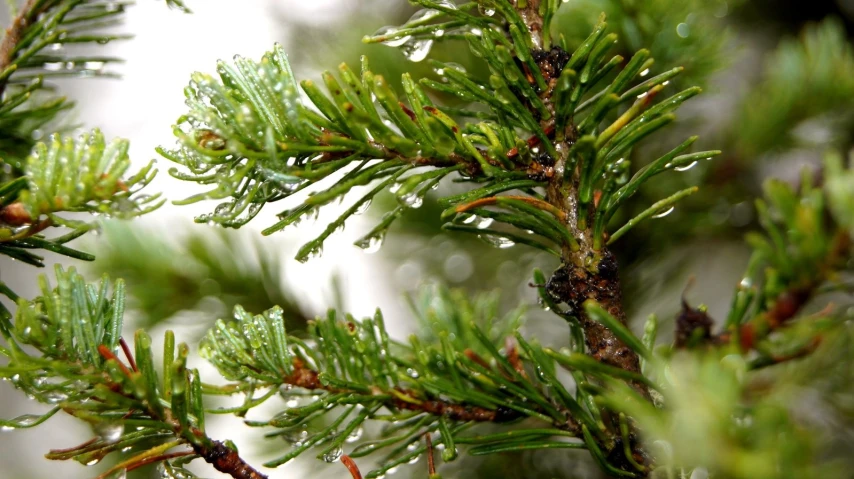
left=284, top=358, right=520, bottom=423
left=0, top=0, right=41, bottom=98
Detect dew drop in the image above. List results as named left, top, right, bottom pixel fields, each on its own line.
left=480, top=234, right=515, bottom=249
left=674, top=161, right=698, bottom=172
left=286, top=398, right=299, bottom=408
left=475, top=216, right=493, bottom=229
left=296, top=245, right=323, bottom=264
left=400, top=39, right=434, bottom=62
left=354, top=199, right=372, bottom=215
left=373, top=26, right=411, bottom=47
left=45, top=390, right=68, bottom=404
left=397, top=192, right=424, bottom=209
left=346, top=427, right=363, bottom=443
left=408, top=8, right=442, bottom=23
left=640, top=68, right=650, bottom=77
left=322, top=445, right=343, bottom=463
left=652, top=206, right=675, bottom=219
left=11, top=414, right=40, bottom=427
left=356, top=233, right=385, bottom=254
left=94, top=421, right=123, bottom=444
left=478, top=4, right=496, bottom=16
left=85, top=458, right=101, bottom=466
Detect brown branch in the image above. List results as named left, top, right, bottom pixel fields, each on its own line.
left=97, top=344, right=133, bottom=378
left=425, top=433, right=436, bottom=477
left=93, top=343, right=268, bottom=479
left=455, top=195, right=568, bottom=222
left=193, top=440, right=267, bottom=479
left=283, top=358, right=520, bottom=423
left=341, top=455, right=363, bottom=479
left=514, top=0, right=544, bottom=47
left=0, top=0, right=41, bottom=99
left=120, top=337, right=138, bottom=373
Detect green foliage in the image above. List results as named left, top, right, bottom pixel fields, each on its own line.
left=0, top=266, right=209, bottom=477
left=165, top=10, right=718, bottom=261
left=0, top=0, right=136, bottom=174
left=2, top=2, right=854, bottom=479
left=553, top=0, right=742, bottom=89
left=0, top=129, right=160, bottom=281
left=202, top=290, right=627, bottom=477
left=85, top=220, right=310, bottom=330
left=732, top=19, right=854, bottom=159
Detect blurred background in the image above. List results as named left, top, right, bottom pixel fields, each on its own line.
left=1, top=0, right=853, bottom=477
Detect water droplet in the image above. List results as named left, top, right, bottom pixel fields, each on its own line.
left=45, top=390, right=68, bottom=403
left=386, top=466, right=399, bottom=475
left=408, top=8, right=442, bottom=23
left=397, top=191, right=423, bottom=209
left=676, top=23, right=690, bottom=38
left=400, top=39, right=434, bottom=62
left=674, top=161, right=698, bottom=172
left=433, top=0, right=457, bottom=9
left=480, top=235, right=515, bottom=248
left=475, top=216, right=493, bottom=229
left=286, top=398, right=299, bottom=408
left=478, top=4, right=495, bottom=16
left=406, top=368, right=419, bottom=379
left=373, top=26, right=411, bottom=47
left=94, top=421, right=123, bottom=444
left=296, top=245, right=323, bottom=263
left=346, top=427, right=363, bottom=443
left=44, top=62, right=63, bottom=71
left=322, top=445, right=343, bottom=463
left=356, top=233, right=385, bottom=253
left=355, top=199, right=372, bottom=215
left=10, top=414, right=39, bottom=427
left=85, top=458, right=101, bottom=466
left=652, top=206, right=675, bottom=219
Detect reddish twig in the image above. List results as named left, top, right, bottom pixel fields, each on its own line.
left=455, top=195, right=567, bottom=222
left=425, top=433, right=436, bottom=477
left=505, top=337, right=528, bottom=379
left=120, top=338, right=138, bottom=373
left=97, top=345, right=133, bottom=378
left=47, top=437, right=98, bottom=456
left=0, top=0, right=40, bottom=98
left=341, top=455, right=363, bottom=479
left=283, top=358, right=519, bottom=423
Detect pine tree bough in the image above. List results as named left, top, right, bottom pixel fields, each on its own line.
left=0, top=0, right=39, bottom=97
left=284, top=357, right=525, bottom=424
left=546, top=255, right=650, bottom=401
left=195, top=440, right=268, bottom=479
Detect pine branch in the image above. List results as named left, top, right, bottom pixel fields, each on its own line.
left=160, top=3, right=727, bottom=475
left=0, top=0, right=41, bottom=98
left=0, top=130, right=161, bottom=280
left=200, top=291, right=630, bottom=475
left=1, top=266, right=267, bottom=479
